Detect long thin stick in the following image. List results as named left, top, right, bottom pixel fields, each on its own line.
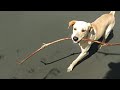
left=82, top=38, right=120, bottom=46
left=17, top=38, right=71, bottom=64
left=17, top=37, right=120, bottom=64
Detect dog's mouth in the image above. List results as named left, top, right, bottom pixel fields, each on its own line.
left=72, top=38, right=82, bottom=43
left=77, top=40, right=81, bottom=43
left=76, top=39, right=82, bottom=43
left=72, top=36, right=84, bottom=43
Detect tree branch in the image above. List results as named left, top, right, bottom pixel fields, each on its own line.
left=17, top=37, right=120, bottom=64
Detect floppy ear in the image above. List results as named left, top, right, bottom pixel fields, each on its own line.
left=87, top=23, right=93, bottom=32
left=87, top=23, right=95, bottom=35
left=68, top=20, right=77, bottom=29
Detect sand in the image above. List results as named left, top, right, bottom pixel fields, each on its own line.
left=0, top=11, right=120, bottom=79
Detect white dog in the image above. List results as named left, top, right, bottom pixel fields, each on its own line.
left=67, top=11, right=115, bottom=72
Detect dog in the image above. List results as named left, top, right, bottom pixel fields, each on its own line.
left=67, top=11, right=115, bottom=72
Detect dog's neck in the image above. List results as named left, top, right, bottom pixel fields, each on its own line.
left=78, top=24, right=96, bottom=44
left=78, top=30, right=95, bottom=45
left=86, top=25, right=96, bottom=40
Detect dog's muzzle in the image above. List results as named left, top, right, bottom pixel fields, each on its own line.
left=72, top=36, right=83, bottom=43
left=73, top=36, right=78, bottom=42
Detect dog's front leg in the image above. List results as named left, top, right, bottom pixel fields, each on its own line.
left=67, top=43, right=91, bottom=72
left=67, top=51, right=88, bottom=72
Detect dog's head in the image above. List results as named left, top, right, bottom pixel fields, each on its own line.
left=68, top=20, right=92, bottom=43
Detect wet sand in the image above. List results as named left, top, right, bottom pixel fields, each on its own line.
left=0, top=11, right=120, bottom=79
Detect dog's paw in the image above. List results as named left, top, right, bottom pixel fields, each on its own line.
left=67, top=66, right=73, bottom=72
left=67, top=68, right=73, bottom=72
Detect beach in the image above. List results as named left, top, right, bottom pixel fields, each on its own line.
left=0, top=11, right=120, bottom=79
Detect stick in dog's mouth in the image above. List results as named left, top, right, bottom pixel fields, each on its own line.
left=16, top=37, right=96, bottom=64
left=17, top=37, right=120, bottom=65
left=76, top=38, right=85, bottom=43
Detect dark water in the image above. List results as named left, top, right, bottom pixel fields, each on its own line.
left=0, top=11, right=120, bottom=79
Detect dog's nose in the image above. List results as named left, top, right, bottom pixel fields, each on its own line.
left=73, top=36, right=78, bottom=41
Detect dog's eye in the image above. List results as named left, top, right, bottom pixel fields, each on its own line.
left=81, top=30, right=86, bottom=32
left=74, top=28, right=77, bottom=30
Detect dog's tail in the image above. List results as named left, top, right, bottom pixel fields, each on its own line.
left=110, top=11, right=115, bottom=16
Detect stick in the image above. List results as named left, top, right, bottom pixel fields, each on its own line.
left=17, top=38, right=71, bottom=64
left=17, top=37, right=120, bottom=64
left=82, top=38, right=120, bottom=46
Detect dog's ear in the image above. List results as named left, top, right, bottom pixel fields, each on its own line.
left=87, top=23, right=93, bottom=32
left=87, top=23, right=95, bottom=35
left=68, top=20, right=77, bottom=29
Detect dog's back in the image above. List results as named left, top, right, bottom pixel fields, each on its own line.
left=110, top=11, right=115, bottom=16
left=92, top=11, right=115, bottom=28
left=91, top=11, right=115, bottom=40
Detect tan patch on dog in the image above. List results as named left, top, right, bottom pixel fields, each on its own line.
left=68, top=20, right=77, bottom=29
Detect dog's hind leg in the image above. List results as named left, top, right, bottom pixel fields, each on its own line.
left=105, top=23, right=115, bottom=40
left=99, top=23, right=115, bottom=49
